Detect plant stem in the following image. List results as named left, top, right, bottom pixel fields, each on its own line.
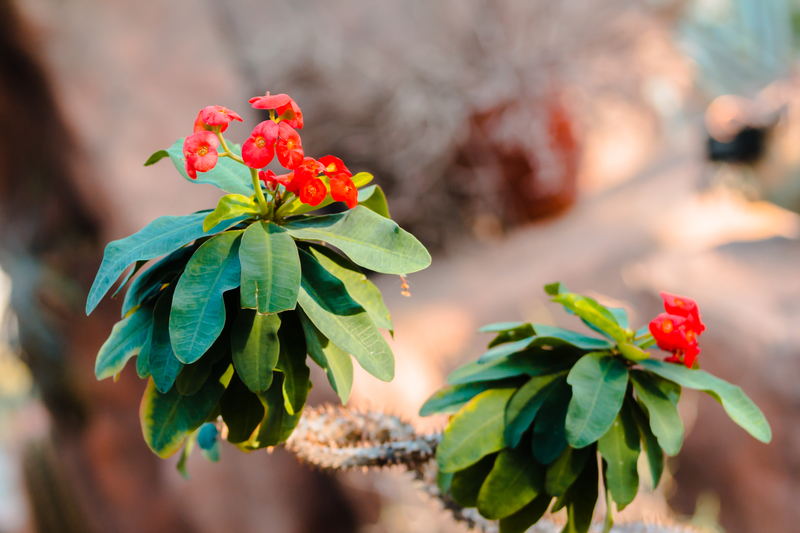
left=603, top=477, right=614, bottom=533
left=215, top=131, right=244, bottom=164
left=249, top=168, right=270, bottom=216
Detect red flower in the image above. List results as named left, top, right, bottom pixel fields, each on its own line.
left=299, top=177, right=327, bottom=206
left=649, top=310, right=701, bottom=369
left=319, top=155, right=352, bottom=179
left=276, top=98, right=304, bottom=129
left=660, top=291, right=705, bottom=334
left=249, top=92, right=292, bottom=110
left=183, top=131, right=219, bottom=179
left=258, top=170, right=279, bottom=191
left=242, top=120, right=279, bottom=169
left=193, top=110, right=228, bottom=133
left=200, top=105, right=243, bottom=127
left=330, top=176, right=358, bottom=208
left=276, top=122, right=304, bottom=169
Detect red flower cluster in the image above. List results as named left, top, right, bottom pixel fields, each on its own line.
left=648, top=292, right=705, bottom=368
left=181, top=92, right=360, bottom=208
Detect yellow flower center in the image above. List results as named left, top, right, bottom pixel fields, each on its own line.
left=685, top=329, right=695, bottom=342
left=256, top=136, right=266, bottom=149
left=286, top=140, right=295, bottom=150
left=198, top=146, right=209, bottom=157
left=661, top=319, right=673, bottom=334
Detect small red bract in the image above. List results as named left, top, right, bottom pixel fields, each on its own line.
left=319, top=155, right=352, bottom=179
left=183, top=131, right=220, bottom=179
left=660, top=291, right=705, bottom=334
left=258, top=169, right=278, bottom=191
left=330, top=176, right=358, bottom=208
left=649, top=293, right=704, bottom=368
left=249, top=92, right=292, bottom=110
left=242, top=120, right=279, bottom=169
left=300, top=177, right=327, bottom=206
left=276, top=122, right=304, bottom=169
left=201, top=105, right=243, bottom=126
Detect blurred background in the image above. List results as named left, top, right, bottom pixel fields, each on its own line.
left=0, top=0, right=799, bottom=531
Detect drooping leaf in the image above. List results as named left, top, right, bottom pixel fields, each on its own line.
left=628, top=397, right=664, bottom=488
left=640, top=358, right=771, bottom=443
left=448, top=352, right=575, bottom=386
left=532, top=376, right=572, bottom=464
left=169, top=231, right=243, bottom=364
left=176, top=343, right=227, bottom=396
left=274, top=312, right=311, bottom=416
left=553, top=456, right=598, bottom=533
left=498, top=494, right=552, bottom=533
left=203, top=194, right=261, bottom=232
left=144, top=149, right=169, bottom=166
left=87, top=212, right=243, bottom=315
left=95, top=305, right=153, bottom=380
left=357, top=184, right=390, bottom=218
left=504, top=372, right=566, bottom=448
left=239, top=221, right=301, bottom=314
left=276, top=172, right=374, bottom=217
left=140, top=361, right=233, bottom=458
left=112, top=260, right=147, bottom=299
left=284, top=206, right=431, bottom=275
left=630, top=370, right=683, bottom=455
left=298, top=310, right=353, bottom=404
left=478, top=322, right=528, bottom=333
left=450, top=453, right=497, bottom=507
left=253, top=373, right=304, bottom=448
left=437, top=470, right=454, bottom=494
left=565, top=352, right=629, bottom=448
left=137, top=326, right=152, bottom=378
left=166, top=137, right=254, bottom=195
left=487, top=324, right=536, bottom=348
left=307, top=244, right=393, bottom=331
left=297, top=249, right=394, bottom=381
left=477, top=447, right=545, bottom=519
left=545, top=445, right=593, bottom=498
left=231, top=310, right=280, bottom=393
left=121, top=243, right=199, bottom=318
left=597, top=402, right=640, bottom=510
left=421, top=381, right=514, bottom=417
left=149, top=284, right=184, bottom=393
left=176, top=432, right=196, bottom=479
left=438, top=388, right=515, bottom=473
left=220, top=371, right=265, bottom=443
left=552, top=293, right=627, bottom=344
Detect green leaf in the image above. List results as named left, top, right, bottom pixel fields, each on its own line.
left=166, top=138, right=254, bottom=195
left=357, top=185, right=390, bottom=218
left=479, top=322, right=528, bottom=333
left=450, top=453, right=496, bottom=507
left=597, top=402, right=640, bottom=510
left=421, top=381, right=510, bottom=417
left=140, top=361, right=233, bottom=458
left=618, top=342, right=649, bottom=362
left=437, top=470, right=454, bottom=494
left=149, top=284, right=184, bottom=393
left=203, top=194, right=261, bottom=232
left=487, top=324, right=536, bottom=348
left=448, top=353, right=575, bottom=386
left=112, top=260, right=147, bottom=299
left=220, top=371, right=265, bottom=443
left=438, top=388, right=515, bottom=473
left=144, top=149, right=170, bottom=166
left=231, top=310, right=280, bottom=393
left=253, top=373, right=303, bottom=447
left=529, top=325, right=614, bottom=351
left=87, top=212, right=243, bottom=315
left=297, top=249, right=394, bottom=381
left=499, top=494, right=552, bottom=533
left=170, top=231, right=243, bottom=364
left=532, top=377, right=572, bottom=464
left=121, top=243, right=198, bottom=318
left=276, top=172, right=374, bottom=217
left=504, top=372, right=567, bottom=448
left=630, top=371, right=683, bottom=455
left=607, top=307, right=629, bottom=330
left=555, top=457, right=598, bottom=533
left=307, top=244, right=393, bottom=331
left=137, top=326, right=152, bottom=378
left=544, top=282, right=568, bottom=296
left=552, top=293, right=627, bottom=344
left=640, top=359, right=771, bottom=443
left=298, top=310, right=353, bottom=404
left=545, top=446, right=593, bottom=497
left=176, top=432, right=196, bottom=479
left=239, top=221, right=301, bottom=314
left=565, top=353, right=629, bottom=448
left=477, top=447, right=545, bottom=519
left=284, top=206, right=431, bottom=275
left=95, top=305, right=153, bottom=379
left=275, top=313, right=311, bottom=416
left=628, top=397, right=664, bottom=488
left=176, top=341, right=227, bottom=396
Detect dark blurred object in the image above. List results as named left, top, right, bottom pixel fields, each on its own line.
left=707, top=126, right=768, bottom=164
left=704, top=94, right=777, bottom=165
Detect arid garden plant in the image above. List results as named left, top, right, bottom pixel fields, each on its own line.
left=421, top=283, right=771, bottom=533
left=86, top=93, right=430, bottom=464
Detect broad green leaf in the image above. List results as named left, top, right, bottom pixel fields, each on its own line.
left=597, top=402, right=640, bottom=510
left=203, top=194, right=260, bottom=232
left=565, top=353, right=629, bottom=448
left=144, top=149, right=169, bottom=166
left=176, top=348, right=226, bottom=396
left=421, top=381, right=510, bottom=417
left=276, top=172, right=374, bottom=217
left=137, top=326, right=152, bottom=378
left=532, top=377, right=571, bottom=464
left=275, top=313, right=311, bottom=416
left=149, top=285, right=184, bottom=393
left=544, top=282, right=568, bottom=296
left=357, top=185, right=390, bottom=218
left=477, top=447, right=545, bottom=519
left=231, top=310, right=280, bottom=393
left=640, top=359, right=771, bottom=443
left=479, top=338, right=537, bottom=364
left=170, top=231, right=243, bottom=364
left=545, top=446, right=593, bottom=497
left=504, top=372, right=566, bottom=448
left=112, top=260, right=146, bottom=299
left=628, top=397, right=664, bottom=488
left=297, top=250, right=394, bottom=381
left=87, top=212, right=243, bottom=315
left=630, top=371, right=683, bottom=455
left=478, top=322, right=528, bottom=333
left=298, top=310, right=353, bottom=404
left=307, top=244, right=393, bottom=331
left=140, top=362, right=233, bottom=458
left=618, top=342, right=649, bottom=362
left=607, top=307, right=629, bottom=330
left=448, top=353, right=575, bottom=386
left=284, top=206, right=431, bottom=275
left=437, top=470, right=454, bottom=494
left=438, top=388, right=515, bottom=473
left=95, top=305, right=153, bottom=379
left=553, top=457, right=598, bottom=533
left=220, top=371, right=265, bottom=443
left=239, top=221, right=301, bottom=314
left=552, top=293, right=627, bottom=344
left=450, top=453, right=496, bottom=507
left=530, top=324, right=613, bottom=350
left=253, top=373, right=303, bottom=447
left=499, top=494, right=552, bottom=533
left=487, top=324, right=536, bottom=348
left=121, top=243, right=198, bottom=318
left=166, top=138, right=254, bottom=195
